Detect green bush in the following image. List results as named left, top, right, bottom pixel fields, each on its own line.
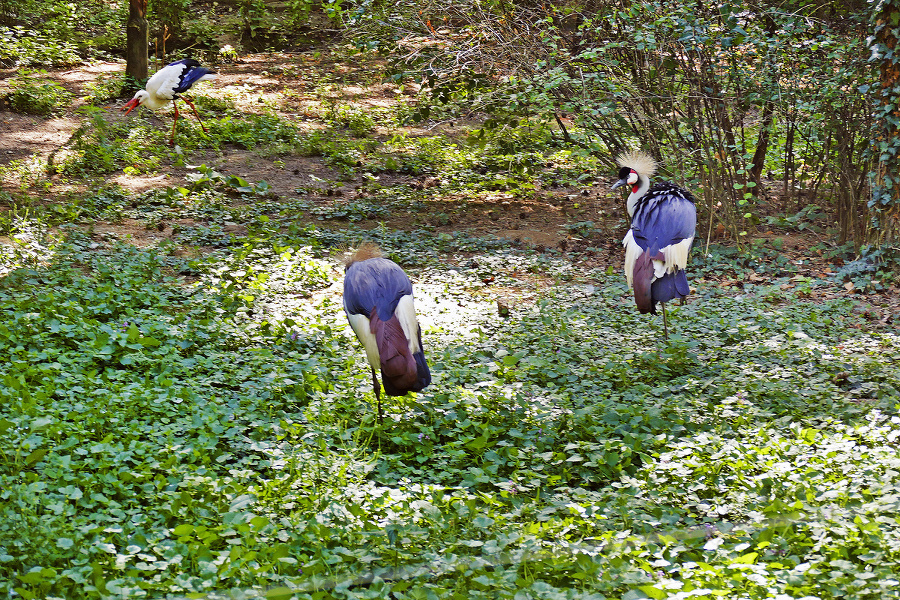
left=0, top=26, right=81, bottom=68
left=82, top=74, right=129, bottom=106
left=6, top=71, right=72, bottom=116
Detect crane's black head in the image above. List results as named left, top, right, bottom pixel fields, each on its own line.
left=611, top=151, right=657, bottom=192
left=611, top=166, right=639, bottom=191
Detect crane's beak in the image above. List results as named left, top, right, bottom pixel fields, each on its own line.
left=611, top=179, right=627, bottom=191
left=121, top=98, right=140, bottom=116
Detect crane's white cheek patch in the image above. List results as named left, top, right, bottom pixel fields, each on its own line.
left=346, top=313, right=380, bottom=368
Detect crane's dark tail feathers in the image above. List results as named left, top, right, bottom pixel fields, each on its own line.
left=633, top=249, right=657, bottom=314
left=635, top=250, right=691, bottom=315
left=651, top=270, right=690, bottom=308
left=368, top=308, right=420, bottom=395
left=345, top=242, right=383, bottom=270
left=412, top=327, right=431, bottom=390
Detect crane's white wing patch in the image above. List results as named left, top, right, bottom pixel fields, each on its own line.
left=346, top=312, right=379, bottom=369
left=394, top=295, right=422, bottom=354
left=623, top=230, right=694, bottom=286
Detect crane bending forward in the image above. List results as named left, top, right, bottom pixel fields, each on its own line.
left=121, top=59, right=217, bottom=146
left=343, top=244, right=431, bottom=422
left=612, top=151, right=697, bottom=339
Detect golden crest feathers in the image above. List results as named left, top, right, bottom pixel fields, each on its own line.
left=616, top=151, right=658, bottom=178
left=345, top=242, right=383, bottom=269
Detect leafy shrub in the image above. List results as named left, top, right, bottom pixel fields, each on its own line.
left=82, top=74, right=128, bottom=105
left=6, top=71, right=72, bottom=116
left=307, top=199, right=389, bottom=222
left=57, top=109, right=168, bottom=176
left=328, top=104, right=377, bottom=136
left=0, top=26, right=81, bottom=67
left=208, top=112, right=302, bottom=149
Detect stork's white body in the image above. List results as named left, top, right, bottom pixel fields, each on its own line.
left=121, top=59, right=216, bottom=145
left=138, top=63, right=216, bottom=110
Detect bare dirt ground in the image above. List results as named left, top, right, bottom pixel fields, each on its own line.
left=1, top=52, right=897, bottom=328
left=0, top=53, right=616, bottom=253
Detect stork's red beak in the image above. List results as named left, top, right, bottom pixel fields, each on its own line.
left=121, top=98, right=140, bottom=116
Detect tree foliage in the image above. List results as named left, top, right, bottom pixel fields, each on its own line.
left=0, top=0, right=124, bottom=63
left=352, top=0, right=873, bottom=245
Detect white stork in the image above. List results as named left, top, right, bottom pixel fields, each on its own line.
left=612, top=151, right=697, bottom=340
left=342, top=244, right=431, bottom=423
left=121, top=59, right=216, bottom=145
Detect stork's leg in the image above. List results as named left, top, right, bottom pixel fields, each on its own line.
left=169, top=101, right=180, bottom=146
left=661, top=302, right=670, bottom=341
left=371, top=367, right=383, bottom=424
left=180, top=96, right=209, bottom=132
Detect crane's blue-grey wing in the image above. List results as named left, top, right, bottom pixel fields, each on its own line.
left=631, top=192, right=696, bottom=254
left=343, top=258, right=412, bottom=321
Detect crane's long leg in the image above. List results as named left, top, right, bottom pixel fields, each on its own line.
left=180, top=96, right=209, bottom=132
left=169, top=101, right=180, bottom=146
left=371, top=367, right=383, bottom=424
left=661, top=302, right=669, bottom=341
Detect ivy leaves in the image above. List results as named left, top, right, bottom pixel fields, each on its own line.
left=1, top=226, right=899, bottom=599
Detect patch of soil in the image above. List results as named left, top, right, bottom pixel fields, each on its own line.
left=0, top=112, right=85, bottom=165
left=0, top=62, right=124, bottom=165
left=0, top=55, right=579, bottom=246
left=111, top=152, right=340, bottom=198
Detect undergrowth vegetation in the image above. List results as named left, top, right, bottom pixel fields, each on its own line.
left=0, top=213, right=898, bottom=599
left=5, top=70, right=72, bottom=116
left=2, top=1, right=900, bottom=598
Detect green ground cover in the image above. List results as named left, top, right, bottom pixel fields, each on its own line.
left=1, top=219, right=898, bottom=599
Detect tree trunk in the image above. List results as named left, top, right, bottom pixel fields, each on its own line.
left=749, top=14, right=778, bottom=193
left=126, top=0, right=149, bottom=83
left=871, top=0, right=900, bottom=243
left=748, top=99, right=773, bottom=190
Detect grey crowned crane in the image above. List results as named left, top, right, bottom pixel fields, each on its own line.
left=121, top=59, right=217, bottom=146
left=343, top=244, right=431, bottom=422
left=611, top=151, right=697, bottom=340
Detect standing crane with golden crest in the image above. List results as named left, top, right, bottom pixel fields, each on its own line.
left=611, top=151, right=697, bottom=339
